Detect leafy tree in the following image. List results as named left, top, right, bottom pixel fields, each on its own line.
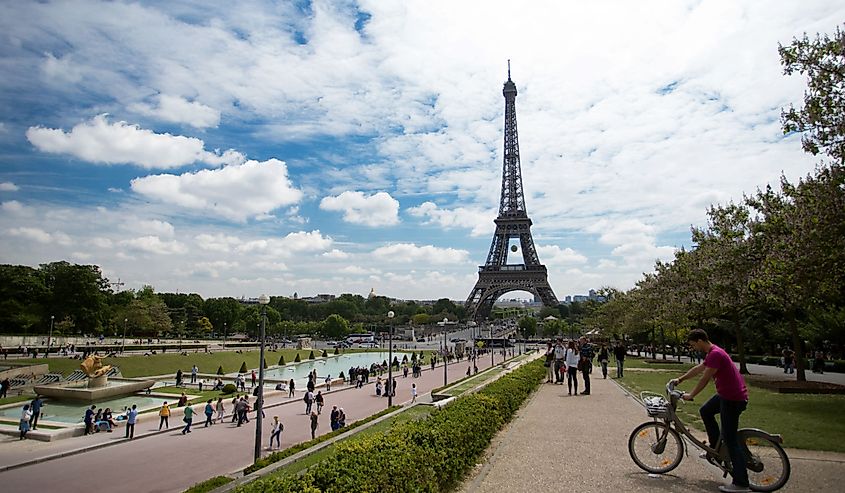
left=40, top=261, right=109, bottom=334
left=239, top=362, right=248, bottom=373
left=779, top=26, right=845, bottom=163
left=322, top=314, right=350, bottom=339
left=203, top=297, right=243, bottom=337
left=411, top=313, right=431, bottom=326
left=518, top=316, right=537, bottom=337
left=0, top=264, right=46, bottom=334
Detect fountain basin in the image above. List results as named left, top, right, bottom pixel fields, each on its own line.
left=34, top=378, right=154, bottom=402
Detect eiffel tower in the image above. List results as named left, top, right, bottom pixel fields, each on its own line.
left=465, top=65, right=559, bottom=321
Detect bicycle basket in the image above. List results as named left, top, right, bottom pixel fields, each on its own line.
left=640, top=391, right=670, bottom=418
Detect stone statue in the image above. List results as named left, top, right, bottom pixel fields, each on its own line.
left=80, top=355, right=112, bottom=378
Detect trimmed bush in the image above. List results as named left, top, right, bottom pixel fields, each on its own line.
left=309, top=350, right=315, bottom=359
left=334, top=347, right=339, bottom=355
left=238, top=359, right=545, bottom=493
left=278, top=355, right=286, bottom=366
left=183, top=475, right=233, bottom=493
left=264, top=358, right=268, bottom=369
left=221, top=383, right=237, bottom=395
left=294, top=353, right=301, bottom=363
left=217, top=365, right=224, bottom=375
left=239, top=362, right=248, bottom=373
left=321, top=350, right=328, bottom=358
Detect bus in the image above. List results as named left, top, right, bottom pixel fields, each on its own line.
left=346, top=333, right=376, bottom=344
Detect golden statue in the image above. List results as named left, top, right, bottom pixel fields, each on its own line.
left=80, top=355, right=112, bottom=378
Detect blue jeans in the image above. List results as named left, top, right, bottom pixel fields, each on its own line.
left=700, top=395, right=748, bottom=487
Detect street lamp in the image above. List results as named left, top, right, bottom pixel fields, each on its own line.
left=223, top=322, right=227, bottom=349
left=122, top=318, right=128, bottom=354
left=443, top=318, right=448, bottom=386
left=490, top=325, right=494, bottom=367
left=254, top=294, right=270, bottom=463
left=387, top=311, right=395, bottom=408
left=48, top=315, right=54, bottom=357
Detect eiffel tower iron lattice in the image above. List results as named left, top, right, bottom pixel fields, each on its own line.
left=465, top=65, right=559, bottom=321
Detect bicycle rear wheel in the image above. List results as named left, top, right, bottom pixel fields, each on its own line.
left=628, top=421, right=684, bottom=474
left=739, top=430, right=790, bottom=492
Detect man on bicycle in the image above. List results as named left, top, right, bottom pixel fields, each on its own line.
left=671, top=329, right=749, bottom=493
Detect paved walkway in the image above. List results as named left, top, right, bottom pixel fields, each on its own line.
left=0, top=351, right=515, bottom=493
left=459, top=373, right=845, bottom=493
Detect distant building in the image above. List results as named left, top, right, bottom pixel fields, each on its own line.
left=302, top=294, right=336, bottom=304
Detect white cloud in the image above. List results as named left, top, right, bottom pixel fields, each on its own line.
left=371, top=243, right=469, bottom=265
left=131, top=158, right=302, bottom=222
left=26, top=114, right=243, bottom=169
left=536, top=245, right=588, bottom=266
left=320, top=191, right=400, bottom=227
left=407, top=201, right=494, bottom=237
left=2, top=201, right=27, bottom=214
left=132, top=219, right=175, bottom=237
left=235, top=230, right=333, bottom=255
left=8, top=227, right=72, bottom=246
left=322, top=249, right=349, bottom=259
left=129, top=94, right=221, bottom=128
left=0, top=182, right=19, bottom=191
left=195, top=233, right=241, bottom=253
left=120, top=235, right=187, bottom=255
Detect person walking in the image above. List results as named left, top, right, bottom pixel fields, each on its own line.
left=411, top=383, right=417, bottom=403
left=175, top=369, right=183, bottom=387
left=29, top=395, right=43, bottom=430
left=304, top=390, right=313, bottom=415
left=203, top=399, right=214, bottom=427
left=231, top=394, right=240, bottom=423
left=158, top=401, right=171, bottom=430
left=251, top=369, right=257, bottom=388
left=269, top=416, right=283, bottom=450
left=597, top=344, right=610, bottom=379
left=215, top=397, right=225, bottom=423
left=288, top=378, right=295, bottom=398
left=330, top=406, right=339, bottom=431
left=309, top=410, right=319, bottom=439
left=578, top=336, right=594, bottom=395
left=613, top=342, right=626, bottom=378
left=325, top=374, right=331, bottom=391
left=315, top=391, right=324, bottom=415
left=191, top=364, right=198, bottom=384
left=181, top=404, right=194, bottom=434
left=84, top=404, right=96, bottom=435
left=125, top=404, right=138, bottom=439
left=553, top=339, right=566, bottom=384
left=564, top=341, right=579, bottom=396
left=0, top=377, right=9, bottom=399
left=672, top=329, right=750, bottom=493
left=19, top=404, right=32, bottom=440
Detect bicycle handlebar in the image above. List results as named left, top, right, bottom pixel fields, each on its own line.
left=666, top=380, right=684, bottom=400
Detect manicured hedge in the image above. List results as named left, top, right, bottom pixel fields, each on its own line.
left=243, top=406, right=402, bottom=474
left=237, top=359, right=545, bottom=493
left=184, top=475, right=233, bottom=493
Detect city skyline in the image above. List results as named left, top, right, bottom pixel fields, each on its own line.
left=0, top=1, right=841, bottom=301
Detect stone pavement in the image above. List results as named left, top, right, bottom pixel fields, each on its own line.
left=459, top=372, right=845, bottom=493
left=0, top=350, right=514, bottom=493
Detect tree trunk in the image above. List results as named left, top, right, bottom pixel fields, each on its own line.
left=789, top=310, right=806, bottom=382
left=734, top=312, right=749, bottom=374
left=661, top=327, right=666, bottom=360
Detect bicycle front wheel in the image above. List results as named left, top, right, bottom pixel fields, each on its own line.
left=739, top=430, right=791, bottom=492
left=628, top=421, right=684, bottom=474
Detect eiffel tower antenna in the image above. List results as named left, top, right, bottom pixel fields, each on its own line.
left=464, top=67, right=559, bottom=321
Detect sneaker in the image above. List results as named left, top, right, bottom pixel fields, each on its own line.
left=718, top=484, right=750, bottom=492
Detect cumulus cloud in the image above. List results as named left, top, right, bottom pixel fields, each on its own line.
left=320, top=191, right=400, bottom=227
left=131, top=158, right=302, bottom=222
left=371, top=243, right=469, bottom=265
left=536, top=245, right=588, bottom=266
left=129, top=94, right=221, bottom=128
left=235, top=230, right=333, bottom=255
left=407, top=201, right=495, bottom=237
left=120, top=235, right=187, bottom=255
left=8, top=227, right=72, bottom=246
left=0, top=182, right=19, bottom=191
left=26, top=114, right=243, bottom=169
left=322, top=249, right=349, bottom=259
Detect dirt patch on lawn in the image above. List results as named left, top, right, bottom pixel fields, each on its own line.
left=745, top=375, right=845, bottom=394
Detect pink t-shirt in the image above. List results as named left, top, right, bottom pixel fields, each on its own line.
left=704, top=344, right=748, bottom=402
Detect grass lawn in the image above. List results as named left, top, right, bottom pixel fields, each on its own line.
left=444, top=368, right=502, bottom=396
left=615, top=370, right=845, bottom=453
left=269, top=404, right=434, bottom=477
left=12, top=348, right=410, bottom=379
left=0, top=394, right=35, bottom=407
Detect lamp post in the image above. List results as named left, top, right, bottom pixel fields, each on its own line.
left=443, top=318, right=448, bottom=386
left=48, top=315, right=54, bottom=357
left=387, top=311, right=394, bottom=407
left=223, top=322, right=227, bottom=349
left=254, top=294, right=270, bottom=463
left=122, top=318, right=128, bottom=354
left=490, top=325, right=494, bottom=367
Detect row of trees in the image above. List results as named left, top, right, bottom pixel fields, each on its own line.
left=588, top=27, right=845, bottom=381
left=0, top=261, right=469, bottom=340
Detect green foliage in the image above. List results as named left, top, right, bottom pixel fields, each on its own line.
left=322, top=314, right=350, bottom=339
left=263, top=358, right=268, bottom=369
left=333, top=347, right=339, bottom=355
left=278, top=355, right=285, bottom=365
left=321, top=350, right=328, bottom=357
left=221, top=383, right=237, bottom=395
left=216, top=365, right=224, bottom=375
left=183, top=475, right=233, bottom=493
left=518, top=316, right=537, bottom=336
left=239, top=362, right=248, bottom=373
left=237, top=360, right=545, bottom=493
left=294, top=353, right=301, bottom=363
left=308, top=350, right=315, bottom=359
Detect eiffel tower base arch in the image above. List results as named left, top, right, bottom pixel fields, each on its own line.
left=465, top=269, right=558, bottom=322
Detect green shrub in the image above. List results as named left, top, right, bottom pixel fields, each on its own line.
left=294, top=353, right=301, bottom=363
left=238, top=360, right=545, bottom=492
left=333, top=347, right=339, bottom=355
left=221, top=383, right=237, bottom=395
left=216, top=365, right=224, bottom=375
left=263, top=358, right=268, bottom=369
left=183, top=475, right=233, bottom=493
left=239, top=362, right=248, bottom=373
left=321, top=350, right=328, bottom=358
left=278, top=355, right=286, bottom=366
left=309, top=350, right=315, bottom=359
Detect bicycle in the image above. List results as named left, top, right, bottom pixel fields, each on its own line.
left=628, top=381, right=790, bottom=491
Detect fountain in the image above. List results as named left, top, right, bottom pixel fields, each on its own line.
left=33, top=355, right=154, bottom=402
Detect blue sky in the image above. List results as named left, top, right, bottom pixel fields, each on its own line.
left=0, top=1, right=841, bottom=301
